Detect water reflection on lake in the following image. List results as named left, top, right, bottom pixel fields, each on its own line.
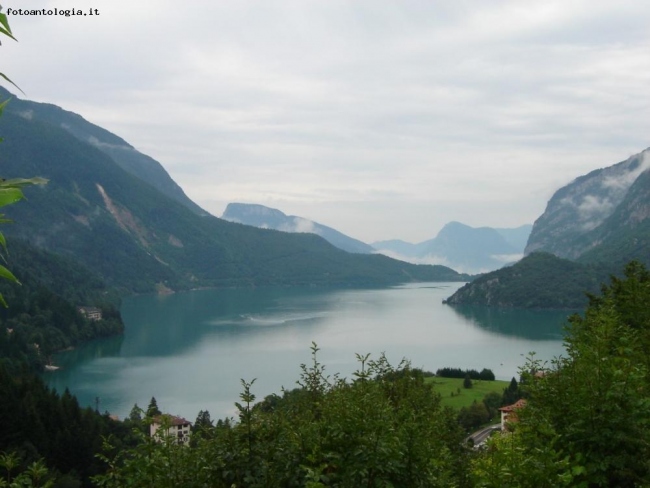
left=449, top=305, right=572, bottom=341
left=45, top=283, right=571, bottom=421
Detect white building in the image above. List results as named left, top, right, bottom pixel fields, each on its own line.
left=150, top=414, right=192, bottom=445
left=498, top=399, right=527, bottom=431
left=78, top=306, right=102, bottom=321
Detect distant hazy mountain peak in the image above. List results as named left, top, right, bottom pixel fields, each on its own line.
left=225, top=203, right=284, bottom=219
left=222, top=202, right=373, bottom=254
left=372, top=221, right=532, bottom=274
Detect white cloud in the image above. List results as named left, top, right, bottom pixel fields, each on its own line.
left=577, top=195, right=615, bottom=219
left=601, top=151, right=650, bottom=191
left=3, top=1, right=650, bottom=241
left=490, top=253, right=524, bottom=264
left=372, top=250, right=452, bottom=268
left=278, top=217, right=318, bottom=235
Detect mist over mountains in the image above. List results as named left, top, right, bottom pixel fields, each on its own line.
left=525, top=148, right=650, bottom=263
left=0, top=87, right=469, bottom=293
left=222, top=203, right=374, bottom=254
left=222, top=203, right=532, bottom=275
left=372, top=222, right=533, bottom=274
left=6, top=84, right=646, bottom=311
left=446, top=147, right=650, bottom=308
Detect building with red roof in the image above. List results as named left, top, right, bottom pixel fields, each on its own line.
left=150, top=414, right=192, bottom=445
left=498, top=399, right=527, bottom=431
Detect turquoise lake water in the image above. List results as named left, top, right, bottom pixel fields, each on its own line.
left=44, top=283, right=571, bottom=421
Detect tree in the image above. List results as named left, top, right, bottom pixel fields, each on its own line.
left=94, top=347, right=471, bottom=487
left=479, top=368, right=495, bottom=381
left=0, top=452, right=54, bottom=488
left=473, top=262, right=650, bottom=487
left=482, top=391, right=502, bottom=419
left=193, top=410, right=212, bottom=431
left=129, top=403, right=143, bottom=423
left=463, top=374, right=473, bottom=389
left=501, top=376, right=520, bottom=405
left=146, top=396, right=161, bottom=417
left=458, top=400, right=490, bottom=431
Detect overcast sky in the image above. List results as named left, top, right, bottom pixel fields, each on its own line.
left=3, top=0, right=650, bottom=243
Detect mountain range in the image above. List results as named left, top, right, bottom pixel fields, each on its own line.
left=222, top=202, right=532, bottom=275
left=525, top=148, right=650, bottom=266
left=0, top=87, right=469, bottom=293
left=7, top=85, right=642, bottom=310
left=372, top=222, right=532, bottom=274
left=446, top=147, right=650, bottom=308
left=222, top=203, right=374, bottom=254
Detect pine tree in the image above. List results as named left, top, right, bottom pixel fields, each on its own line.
left=146, top=396, right=161, bottom=417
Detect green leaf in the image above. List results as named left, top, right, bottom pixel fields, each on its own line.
left=0, top=232, right=6, bottom=258
left=0, top=72, right=23, bottom=93
left=0, top=187, right=23, bottom=207
left=0, top=12, right=16, bottom=40
left=0, top=263, right=19, bottom=284
left=0, top=177, right=48, bottom=188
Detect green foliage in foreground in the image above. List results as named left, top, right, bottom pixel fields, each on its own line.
left=91, top=262, right=650, bottom=487
left=0, top=452, right=53, bottom=488
left=3, top=260, right=650, bottom=487
left=94, top=347, right=471, bottom=488
left=0, top=106, right=47, bottom=307
left=473, top=261, right=650, bottom=487
left=0, top=363, right=139, bottom=487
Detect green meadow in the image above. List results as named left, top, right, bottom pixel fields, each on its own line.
left=426, top=377, right=510, bottom=410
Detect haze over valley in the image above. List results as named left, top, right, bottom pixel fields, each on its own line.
left=3, top=4, right=650, bottom=486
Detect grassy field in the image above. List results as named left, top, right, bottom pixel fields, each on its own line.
left=426, top=377, right=510, bottom=410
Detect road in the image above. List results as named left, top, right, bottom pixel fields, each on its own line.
left=467, top=423, right=501, bottom=447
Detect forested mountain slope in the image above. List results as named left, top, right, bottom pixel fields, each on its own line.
left=0, top=240, right=123, bottom=370
left=0, top=94, right=469, bottom=293
left=443, top=252, right=608, bottom=309
left=0, top=86, right=207, bottom=216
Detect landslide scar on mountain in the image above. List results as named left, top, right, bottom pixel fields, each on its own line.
left=168, top=234, right=184, bottom=248
left=96, top=183, right=151, bottom=247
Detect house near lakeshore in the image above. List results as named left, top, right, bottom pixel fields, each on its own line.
left=78, top=306, right=102, bottom=321
left=150, top=414, right=192, bottom=445
left=498, top=399, right=527, bottom=431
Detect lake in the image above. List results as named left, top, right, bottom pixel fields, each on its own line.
left=44, top=283, right=571, bottom=421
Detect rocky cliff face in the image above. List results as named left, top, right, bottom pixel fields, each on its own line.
left=525, top=148, right=650, bottom=260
